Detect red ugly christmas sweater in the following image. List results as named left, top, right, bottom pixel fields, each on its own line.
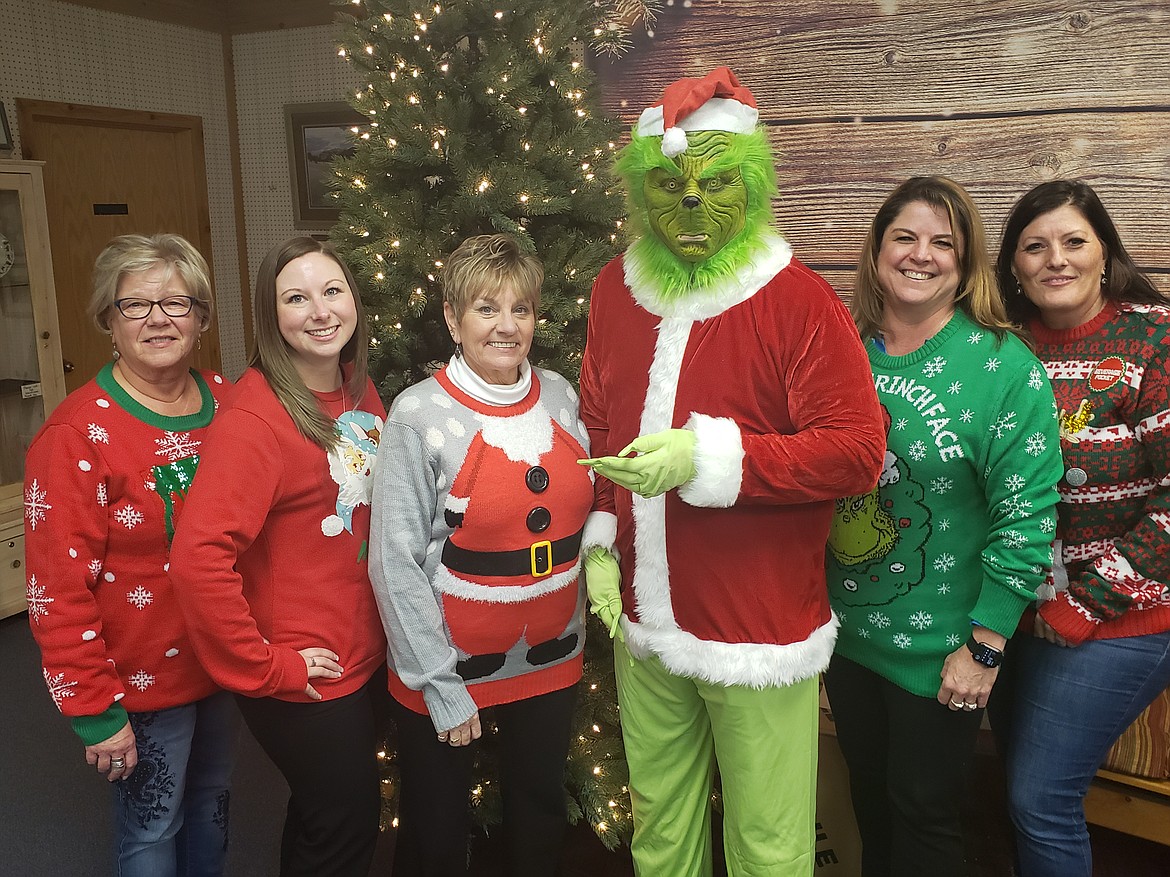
left=1032, top=302, right=1170, bottom=644
left=169, top=367, right=387, bottom=702
left=24, top=364, right=229, bottom=744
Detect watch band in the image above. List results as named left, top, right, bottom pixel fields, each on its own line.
left=965, top=635, right=1004, bottom=668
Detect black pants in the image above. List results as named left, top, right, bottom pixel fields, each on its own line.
left=236, top=672, right=385, bottom=877
left=823, top=654, right=984, bottom=877
left=391, top=683, right=578, bottom=877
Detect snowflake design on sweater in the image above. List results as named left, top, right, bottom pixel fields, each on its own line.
left=938, top=519, right=951, bottom=531
left=127, top=670, right=155, bottom=692
left=87, top=423, right=110, bottom=444
left=96, top=483, right=108, bottom=507
left=989, top=412, right=1017, bottom=439
left=88, top=559, right=103, bottom=581
left=1000, top=495, right=1033, bottom=519
left=946, top=633, right=962, bottom=647
left=24, top=479, right=52, bottom=530
left=923, top=356, right=947, bottom=378
left=892, top=633, right=913, bottom=649
left=948, top=381, right=962, bottom=395
left=907, top=440, right=928, bottom=461
left=1005, top=474, right=1026, bottom=492
left=934, top=552, right=956, bottom=572
left=894, top=418, right=908, bottom=431
left=930, top=476, right=953, bottom=494
left=857, top=628, right=871, bottom=639
left=985, top=358, right=1001, bottom=372
left=126, top=586, right=154, bottom=609
left=868, top=611, right=891, bottom=629
left=1003, top=530, right=1028, bottom=549
left=1028, top=366, right=1045, bottom=391
left=155, top=431, right=200, bottom=461
left=909, top=610, right=933, bottom=630
left=959, top=409, right=974, bottom=423
left=1025, top=432, right=1048, bottom=457
left=938, top=582, right=951, bottom=595
left=114, top=505, right=144, bottom=529
left=26, top=575, right=53, bottom=625
left=1006, top=575, right=1025, bottom=589
left=1039, top=517, right=1056, bottom=534
left=43, top=668, right=78, bottom=708
left=968, top=332, right=984, bottom=344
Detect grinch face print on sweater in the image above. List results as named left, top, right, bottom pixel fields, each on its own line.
left=829, top=408, right=932, bottom=606
left=322, top=410, right=383, bottom=537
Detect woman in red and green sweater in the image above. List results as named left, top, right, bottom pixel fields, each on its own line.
left=992, top=180, right=1170, bottom=877
left=24, top=234, right=236, bottom=876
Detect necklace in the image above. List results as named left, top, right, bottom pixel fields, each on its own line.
left=115, top=360, right=199, bottom=415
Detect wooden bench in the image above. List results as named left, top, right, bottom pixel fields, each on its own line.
left=1085, top=769, right=1170, bottom=847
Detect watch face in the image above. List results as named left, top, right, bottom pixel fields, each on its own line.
left=0, top=234, right=13, bottom=279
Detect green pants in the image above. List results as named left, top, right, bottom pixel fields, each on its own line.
left=615, top=636, right=819, bottom=876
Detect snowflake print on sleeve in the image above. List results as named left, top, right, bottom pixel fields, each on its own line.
left=87, top=423, right=110, bottom=444
left=985, top=358, right=1001, bottom=372
left=24, top=479, right=52, bottom=530
left=1000, top=495, right=1034, bottom=519
left=114, top=505, right=145, bottom=530
left=127, top=586, right=154, bottom=610
left=127, top=670, right=155, bottom=692
left=26, top=574, right=53, bottom=624
left=43, top=667, right=78, bottom=709
left=1024, top=432, right=1048, bottom=457
left=1005, top=474, right=1026, bottom=493
left=989, top=412, right=1017, bottom=439
left=1028, top=366, right=1045, bottom=390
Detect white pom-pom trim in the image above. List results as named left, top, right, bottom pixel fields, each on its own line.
left=661, top=126, right=688, bottom=157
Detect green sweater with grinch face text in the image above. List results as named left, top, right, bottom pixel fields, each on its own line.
left=826, top=310, right=1064, bottom=698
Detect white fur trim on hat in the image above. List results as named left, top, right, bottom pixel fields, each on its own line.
left=636, top=97, right=760, bottom=140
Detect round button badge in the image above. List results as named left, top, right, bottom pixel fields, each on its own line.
left=1065, top=467, right=1088, bottom=487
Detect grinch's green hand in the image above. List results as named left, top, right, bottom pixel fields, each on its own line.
left=583, top=548, right=624, bottom=641
left=581, top=429, right=696, bottom=498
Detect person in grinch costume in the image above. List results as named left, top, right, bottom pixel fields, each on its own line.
left=578, top=68, right=886, bottom=876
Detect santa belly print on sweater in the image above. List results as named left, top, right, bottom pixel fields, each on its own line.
left=437, top=406, right=593, bottom=681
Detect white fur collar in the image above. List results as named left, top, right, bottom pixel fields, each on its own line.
left=623, top=231, right=793, bottom=320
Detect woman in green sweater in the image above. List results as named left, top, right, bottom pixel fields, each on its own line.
left=824, top=176, right=1064, bottom=877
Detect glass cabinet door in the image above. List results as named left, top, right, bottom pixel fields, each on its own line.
left=0, top=164, right=65, bottom=503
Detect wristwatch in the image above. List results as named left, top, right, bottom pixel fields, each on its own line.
left=966, top=636, right=1004, bottom=668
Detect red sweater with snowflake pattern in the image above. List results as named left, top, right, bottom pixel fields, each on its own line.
left=24, top=364, right=230, bottom=744
left=1032, top=302, right=1170, bottom=645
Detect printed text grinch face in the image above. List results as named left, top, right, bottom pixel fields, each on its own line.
left=642, top=131, right=747, bottom=264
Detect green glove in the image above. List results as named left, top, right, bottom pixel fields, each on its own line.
left=580, top=429, right=696, bottom=498
left=583, top=548, right=624, bottom=641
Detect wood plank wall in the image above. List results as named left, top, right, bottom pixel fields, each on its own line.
left=592, top=0, right=1170, bottom=301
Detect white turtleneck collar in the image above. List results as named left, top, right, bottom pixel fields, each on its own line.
left=446, top=354, right=532, bottom=406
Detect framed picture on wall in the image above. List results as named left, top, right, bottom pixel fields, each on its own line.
left=0, top=101, right=12, bottom=151
left=284, top=102, right=366, bottom=230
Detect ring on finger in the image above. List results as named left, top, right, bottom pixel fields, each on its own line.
left=949, top=699, right=964, bottom=709
left=963, top=702, right=977, bottom=711
left=310, top=657, right=316, bottom=668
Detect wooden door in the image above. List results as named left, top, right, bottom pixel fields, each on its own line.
left=16, top=100, right=221, bottom=392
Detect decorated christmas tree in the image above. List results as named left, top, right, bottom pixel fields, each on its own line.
left=330, top=0, right=643, bottom=400
left=329, top=0, right=664, bottom=850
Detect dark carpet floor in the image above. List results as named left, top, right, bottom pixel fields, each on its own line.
left=3, top=611, right=1168, bottom=875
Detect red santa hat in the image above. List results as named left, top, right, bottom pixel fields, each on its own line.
left=635, top=67, right=759, bottom=158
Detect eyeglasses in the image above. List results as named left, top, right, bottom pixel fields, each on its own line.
left=113, top=296, right=197, bottom=320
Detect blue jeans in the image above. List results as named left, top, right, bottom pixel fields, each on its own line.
left=114, top=690, right=240, bottom=877
left=995, top=630, right=1170, bottom=877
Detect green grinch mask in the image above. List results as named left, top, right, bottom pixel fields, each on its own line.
left=643, top=132, right=747, bottom=264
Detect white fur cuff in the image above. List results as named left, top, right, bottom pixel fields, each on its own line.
left=678, top=413, right=743, bottom=508
left=580, top=511, right=618, bottom=558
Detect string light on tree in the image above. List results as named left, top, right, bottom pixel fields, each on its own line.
left=330, top=0, right=661, bottom=848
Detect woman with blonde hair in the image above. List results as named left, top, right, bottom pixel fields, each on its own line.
left=824, top=177, right=1063, bottom=877
left=25, top=233, right=236, bottom=876
left=170, top=237, right=387, bottom=877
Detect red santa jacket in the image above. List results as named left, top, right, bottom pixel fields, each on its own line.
left=579, top=234, right=884, bottom=687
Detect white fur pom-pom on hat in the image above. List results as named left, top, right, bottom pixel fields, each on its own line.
left=661, top=126, right=689, bottom=157
left=636, top=67, right=759, bottom=157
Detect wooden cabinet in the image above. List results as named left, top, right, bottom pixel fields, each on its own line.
left=0, top=160, right=66, bottom=619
